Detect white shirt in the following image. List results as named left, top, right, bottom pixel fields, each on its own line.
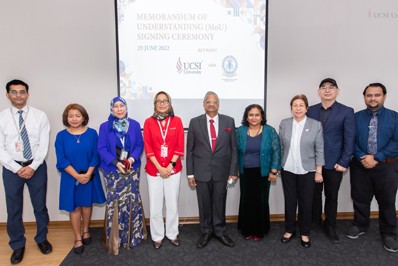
left=206, top=114, right=219, bottom=148
left=283, top=116, right=308, bottom=174
left=0, top=105, right=50, bottom=173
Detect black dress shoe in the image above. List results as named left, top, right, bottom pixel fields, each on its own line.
left=214, top=235, right=235, bottom=247
left=82, top=231, right=92, bottom=245
left=152, top=240, right=162, bottom=250
left=196, top=233, right=212, bottom=249
left=73, top=240, right=84, bottom=254
left=300, top=236, right=311, bottom=248
left=281, top=232, right=296, bottom=243
left=169, top=237, right=181, bottom=247
left=37, top=239, right=53, bottom=254
left=323, top=224, right=339, bottom=243
left=10, top=247, right=25, bottom=264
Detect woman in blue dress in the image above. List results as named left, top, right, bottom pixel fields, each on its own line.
left=55, top=103, right=106, bottom=254
left=98, top=96, right=144, bottom=255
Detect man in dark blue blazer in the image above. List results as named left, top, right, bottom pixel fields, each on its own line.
left=307, top=78, right=355, bottom=243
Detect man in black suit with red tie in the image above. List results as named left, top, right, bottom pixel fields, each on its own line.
left=186, top=91, right=238, bottom=248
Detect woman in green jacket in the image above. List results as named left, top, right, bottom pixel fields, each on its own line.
left=236, top=104, right=281, bottom=240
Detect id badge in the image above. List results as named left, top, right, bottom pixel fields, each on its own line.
left=160, top=144, right=168, bottom=158
left=120, top=149, right=128, bottom=160
left=15, top=140, right=23, bottom=152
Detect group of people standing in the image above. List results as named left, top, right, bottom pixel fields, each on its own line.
left=1, top=78, right=397, bottom=264
left=277, top=78, right=398, bottom=253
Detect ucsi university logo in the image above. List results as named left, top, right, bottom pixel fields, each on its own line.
left=176, top=57, right=202, bottom=74
left=368, top=8, right=398, bottom=19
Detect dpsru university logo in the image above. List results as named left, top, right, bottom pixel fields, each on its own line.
left=176, top=57, right=202, bottom=74
left=222, top=55, right=238, bottom=77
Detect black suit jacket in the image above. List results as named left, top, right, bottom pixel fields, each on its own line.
left=186, top=114, right=238, bottom=182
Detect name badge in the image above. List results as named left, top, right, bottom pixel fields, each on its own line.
left=161, top=144, right=168, bottom=158
left=120, top=149, right=128, bottom=160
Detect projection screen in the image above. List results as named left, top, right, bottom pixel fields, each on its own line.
left=116, top=0, right=267, bottom=127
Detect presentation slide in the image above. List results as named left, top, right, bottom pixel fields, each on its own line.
left=116, top=0, right=267, bottom=126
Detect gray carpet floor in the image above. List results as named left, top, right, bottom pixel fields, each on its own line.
left=60, top=219, right=398, bottom=266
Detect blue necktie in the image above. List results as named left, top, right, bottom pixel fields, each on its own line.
left=18, top=110, right=32, bottom=160
left=367, top=113, right=378, bottom=155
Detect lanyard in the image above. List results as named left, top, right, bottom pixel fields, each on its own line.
left=10, top=107, right=29, bottom=140
left=119, top=136, right=125, bottom=148
left=157, top=117, right=171, bottom=144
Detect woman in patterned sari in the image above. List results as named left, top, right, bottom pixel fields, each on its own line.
left=98, top=96, right=144, bottom=255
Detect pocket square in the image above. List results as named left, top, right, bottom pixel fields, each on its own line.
left=305, top=128, right=309, bottom=132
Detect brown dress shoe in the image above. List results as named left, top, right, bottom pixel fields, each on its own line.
left=152, top=240, right=162, bottom=250
left=169, top=238, right=180, bottom=246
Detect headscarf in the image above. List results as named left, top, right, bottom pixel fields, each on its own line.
left=152, top=91, right=174, bottom=121
left=108, top=96, right=129, bottom=138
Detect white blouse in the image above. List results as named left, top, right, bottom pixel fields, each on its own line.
left=283, top=116, right=308, bottom=174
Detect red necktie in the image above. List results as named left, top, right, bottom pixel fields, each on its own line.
left=210, top=119, right=217, bottom=152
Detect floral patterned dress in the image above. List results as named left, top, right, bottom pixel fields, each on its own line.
left=103, top=168, right=144, bottom=255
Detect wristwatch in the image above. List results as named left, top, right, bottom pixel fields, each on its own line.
left=169, top=161, right=176, bottom=167
left=270, top=171, right=277, bottom=175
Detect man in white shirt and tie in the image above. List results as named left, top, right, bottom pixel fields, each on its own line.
left=0, top=79, right=52, bottom=264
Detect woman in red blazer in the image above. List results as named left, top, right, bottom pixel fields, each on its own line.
left=143, top=91, right=184, bottom=249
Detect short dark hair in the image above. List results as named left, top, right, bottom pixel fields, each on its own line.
left=6, top=79, right=29, bottom=93
left=290, top=94, right=309, bottom=109
left=363, top=83, right=387, bottom=95
left=241, top=104, right=267, bottom=126
left=62, top=103, right=89, bottom=127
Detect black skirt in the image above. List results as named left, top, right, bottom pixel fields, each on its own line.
left=238, top=167, right=271, bottom=237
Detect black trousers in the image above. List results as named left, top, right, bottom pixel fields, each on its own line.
left=196, top=178, right=228, bottom=237
left=281, top=169, right=315, bottom=236
left=350, top=159, right=398, bottom=238
left=312, top=168, right=343, bottom=228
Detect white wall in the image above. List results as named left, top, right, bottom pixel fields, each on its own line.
left=267, top=0, right=398, bottom=213
left=0, top=0, right=118, bottom=222
left=0, top=0, right=240, bottom=223
left=1, top=0, right=397, bottom=223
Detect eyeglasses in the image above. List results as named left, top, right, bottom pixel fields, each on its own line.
left=155, top=100, right=169, bottom=105
left=9, top=90, right=28, bottom=95
left=205, top=101, right=218, bottom=105
left=319, top=85, right=337, bottom=91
